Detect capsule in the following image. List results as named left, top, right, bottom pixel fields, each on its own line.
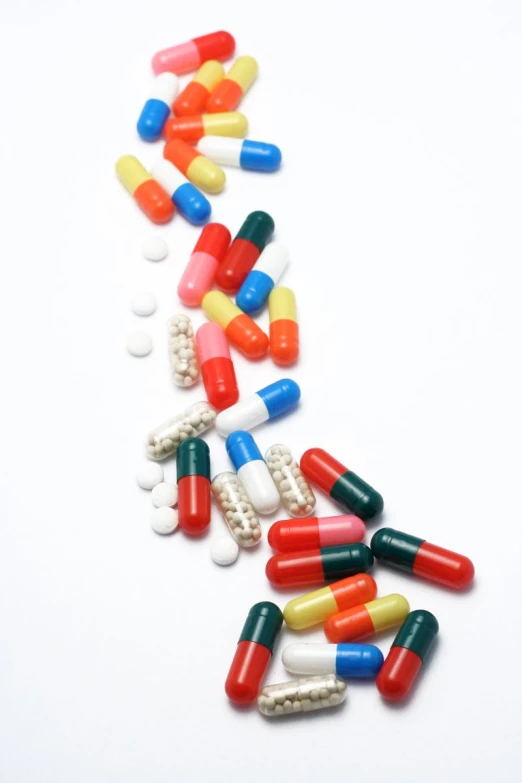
left=264, top=444, right=315, bottom=518
left=164, top=139, right=225, bottom=194
left=137, top=73, right=179, bottom=141
left=176, top=438, right=211, bottom=536
left=283, top=574, right=377, bottom=630
left=283, top=643, right=384, bottom=678
left=377, top=610, right=439, bottom=701
left=168, top=314, right=199, bottom=387
left=301, top=448, right=384, bottom=521
left=236, top=243, right=289, bottom=315
left=202, top=291, right=269, bottom=359
left=225, top=601, right=283, bottom=704
left=196, top=137, right=282, bottom=173
left=226, top=431, right=279, bottom=515
left=164, top=111, right=248, bottom=142
left=324, top=594, right=410, bottom=643
left=371, top=527, right=475, bottom=590
left=216, top=379, right=300, bottom=436
left=269, top=514, right=365, bottom=553
left=173, top=61, right=225, bottom=116
left=207, top=56, right=258, bottom=113
left=150, top=159, right=211, bottom=226
left=152, top=31, right=235, bottom=75
left=215, top=211, right=275, bottom=293
left=196, top=322, right=239, bottom=410
left=115, top=155, right=174, bottom=224
left=178, top=224, right=231, bottom=307
left=211, top=471, right=261, bottom=547
left=266, top=544, right=374, bottom=590
left=258, top=674, right=346, bottom=717
left=269, top=286, right=299, bottom=366
left=146, top=401, right=216, bottom=460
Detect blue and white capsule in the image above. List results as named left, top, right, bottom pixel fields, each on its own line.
left=216, top=378, right=300, bottom=436
left=226, top=431, right=280, bottom=514
left=196, top=136, right=282, bottom=172
left=283, top=643, right=384, bottom=678
left=150, top=159, right=211, bottom=226
left=137, top=74, right=179, bottom=142
left=236, top=242, right=289, bottom=314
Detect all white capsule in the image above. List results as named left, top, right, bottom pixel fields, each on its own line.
left=226, top=430, right=279, bottom=515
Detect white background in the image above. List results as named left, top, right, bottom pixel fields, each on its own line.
left=1, top=1, right=521, bottom=781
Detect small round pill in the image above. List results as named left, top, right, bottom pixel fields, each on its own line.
left=142, top=236, right=168, bottom=261
left=151, top=506, right=178, bottom=534
left=131, top=292, right=157, bottom=316
left=151, top=482, right=178, bottom=508
left=210, top=536, right=239, bottom=566
left=126, top=331, right=153, bottom=356
left=136, top=462, right=164, bottom=490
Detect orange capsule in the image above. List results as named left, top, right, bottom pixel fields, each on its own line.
left=269, top=286, right=299, bottom=366
left=115, top=155, right=174, bottom=224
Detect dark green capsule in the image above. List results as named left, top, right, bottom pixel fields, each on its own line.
left=235, top=210, right=275, bottom=252
left=371, top=528, right=424, bottom=573
left=321, top=543, right=374, bottom=581
left=330, top=471, right=384, bottom=521
left=238, top=601, right=283, bottom=652
left=392, top=610, right=439, bottom=661
left=176, top=437, right=210, bottom=481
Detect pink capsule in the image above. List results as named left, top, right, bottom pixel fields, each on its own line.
left=268, top=515, right=366, bottom=553
left=177, top=223, right=231, bottom=306
left=152, top=31, right=236, bottom=75
left=196, top=323, right=239, bottom=410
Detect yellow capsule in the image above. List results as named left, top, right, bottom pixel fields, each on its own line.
left=269, top=286, right=297, bottom=323
left=366, top=594, right=410, bottom=632
left=284, top=586, right=339, bottom=630
left=115, top=155, right=150, bottom=194
left=194, top=60, right=225, bottom=90
left=186, top=155, right=226, bottom=194
left=202, top=291, right=241, bottom=328
left=226, top=56, right=258, bottom=92
left=201, top=112, right=248, bottom=138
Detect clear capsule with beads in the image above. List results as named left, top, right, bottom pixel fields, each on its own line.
left=168, top=314, right=200, bottom=387
left=265, top=444, right=316, bottom=518
left=258, top=674, right=347, bottom=717
left=211, top=471, right=262, bottom=547
left=146, top=401, right=216, bottom=460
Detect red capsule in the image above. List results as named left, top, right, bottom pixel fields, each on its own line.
left=177, top=475, right=211, bottom=536
left=196, top=322, right=239, bottom=410
left=376, top=646, right=422, bottom=701
left=225, top=641, right=271, bottom=704
left=178, top=223, right=231, bottom=307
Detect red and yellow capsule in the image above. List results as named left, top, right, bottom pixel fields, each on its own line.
left=115, top=155, right=174, bottom=223
left=283, top=573, right=377, bottom=630
left=269, top=287, right=299, bottom=366
left=324, top=594, right=410, bottom=643
left=173, top=61, right=225, bottom=116
left=164, top=138, right=225, bottom=195
left=206, top=56, right=258, bottom=113
left=164, top=111, right=248, bottom=142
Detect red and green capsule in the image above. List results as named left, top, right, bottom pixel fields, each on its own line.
left=377, top=610, right=439, bottom=701
left=265, top=543, right=374, bottom=589
left=177, top=438, right=211, bottom=536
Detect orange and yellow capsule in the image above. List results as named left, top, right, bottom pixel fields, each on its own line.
left=164, top=111, right=248, bottom=143
left=269, top=287, right=299, bottom=366
left=164, top=139, right=225, bottom=195
left=202, top=291, right=269, bottom=359
left=325, top=594, right=410, bottom=643
left=115, top=155, right=174, bottom=224
left=207, top=56, right=258, bottom=113
left=173, top=61, right=225, bottom=117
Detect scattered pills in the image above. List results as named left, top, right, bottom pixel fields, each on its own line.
left=131, top=291, right=157, bottom=316
left=151, top=506, right=179, bottom=534
left=258, top=674, right=347, bottom=717
left=136, top=461, right=164, bottom=490
left=211, top=471, right=262, bottom=547
left=146, top=401, right=216, bottom=460
left=151, top=482, right=178, bottom=508
left=142, top=236, right=169, bottom=261
left=211, top=535, right=240, bottom=566
left=168, top=314, right=200, bottom=388
left=127, top=331, right=153, bottom=357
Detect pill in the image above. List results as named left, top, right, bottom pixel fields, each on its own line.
left=177, top=438, right=211, bottom=536
left=196, top=322, right=239, bottom=410
left=377, top=610, right=439, bottom=701
left=226, top=431, right=279, bottom=515
left=164, top=138, right=226, bottom=194
left=206, top=56, right=258, bottom=113
left=258, top=674, right=346, bottom=717
left=216, top=379, right=300, bottom=436
left=151, top=506, right=179, bottom=534
left=146, top=400, right=216, bottom=460
left=236, top=243, right=289, bottom=315
left=152, top=31, right=235, bottom=75
left=264, top=443, right=316, bottom=518
left=225, top=601, right=283, bottom=704
left=202, top=291, right=269, bottom=359
left=164, top=111, right=248, bottom=143
left=211, top=471, right=262, bottom=547
left=150, top=159, right=211, bottom=226
left=269, top=286, right=299, bottom=366
left=371, top=527, right=475, bottom=590
left=283, top=643, right=384, bottom=678
left=196, top=137, right=282, bottom=173
left=173, top=61, right=225, bottom=116
left=283, top=574, right=377, bottom=630
left=142, top=236, right=169, bottom=261
left=168, top=314, right=199, bottom=388
left=178, top=223, right=231, bottom=306
left=269, top=514, right=365, bottom=553
left=324, top=594, right=410, bottom=643
left=266, top=543, right=374, bottom=590
left=215, top=211, right=275, bottom=293
left=131, top=291, right=157, bottom=316
left=300, top=448, right=384, bottom=521
left=126, top=331, right=153, bottom=357
left=151, top=481, right=178, bottom=508
left=116, top=156, right=174, bottom=224
left=136, top=461, right=164, bottom=490
left=137, top=73, right=179, bottom=141
left=211, top=535, right=240, bottom=566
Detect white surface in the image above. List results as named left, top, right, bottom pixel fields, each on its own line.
left=126, top=330, right=153, bottom=356
left=151, top=482, right=178, bottom=509
left=136, top=461, right=164, bottom=490
left=130, top=291, right=157, bottom=316
left=1, top=1, right=522, bottom=782
left=210, top=535, right=240, bottom=566
left=150, top=506, right=178, bottom=535
left=142, top=236, right=169, bottom=261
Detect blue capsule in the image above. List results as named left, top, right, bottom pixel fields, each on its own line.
left=226, top=431, right=280, bottom=514
left=151, top=160, right=211, bottom=226
left=236, top=242, right=289, bottom=314
left=137, top=74, right=179, bottom=142
left=283, top=643, right=384, bottom=678
left=216, top=378, right=301, bottom=436
left=196, top=137, right=282, bottom=173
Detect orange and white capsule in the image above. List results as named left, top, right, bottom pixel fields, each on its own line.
left=164, top=139, right=226, bottom=194
left=164, top=111, right=248, bottom=143
left=207, top=56, right=258, bottom=113
left=269, top=287, right=299, bottom=366
left=173, top=61, right=225, bottom=116
left=115, top=155, right=174, bottom=224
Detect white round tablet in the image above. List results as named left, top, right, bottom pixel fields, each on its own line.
left=151, top=506, right=178, bottom=535
left=131, top=291, right=157, bottom=316
left=136, top=462, right=164, bottom=490
left=127, top=331, right=153, bottom=356
left=151, top=481, right=178, bottom=508
left=142, top=236, right=169, bottom=262
left=210, top=536, right=240, bottom=566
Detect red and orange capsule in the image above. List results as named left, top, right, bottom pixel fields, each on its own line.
left=268, top=514, right=366, bottom=554
left=176, top=438, right=211, bottom=536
